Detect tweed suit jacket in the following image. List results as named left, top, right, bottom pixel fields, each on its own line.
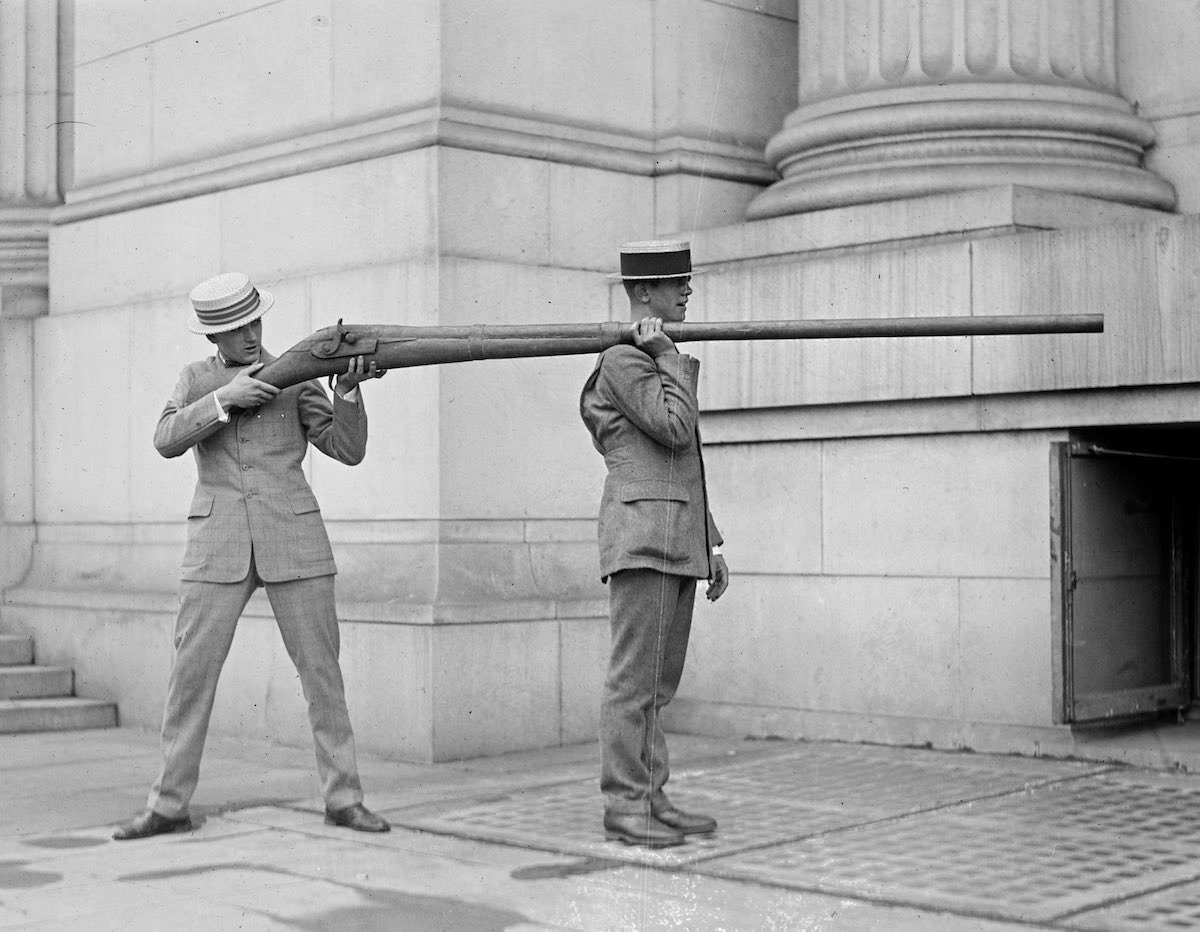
left=154, top=353, right=367, bottom=584
left=580, top=344, right=722, bottom=581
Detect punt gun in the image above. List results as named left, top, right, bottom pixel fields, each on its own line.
left=254, top=314, right=1104, bottom=391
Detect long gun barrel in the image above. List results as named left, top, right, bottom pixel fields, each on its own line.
left=254, top=314, right=1104, bottom=391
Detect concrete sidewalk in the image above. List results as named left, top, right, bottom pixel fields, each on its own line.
left=3, top=727, right=1200, bottom=931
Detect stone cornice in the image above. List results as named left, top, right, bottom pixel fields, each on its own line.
left=53, top=105, right=775, bottom=225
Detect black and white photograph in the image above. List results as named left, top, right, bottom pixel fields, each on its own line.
left=2, top=1, right=1199, bottom=929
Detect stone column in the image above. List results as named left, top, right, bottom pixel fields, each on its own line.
left=747, top=0, right=1175, bottom=219
left=0, top=0, right=59, bottom=592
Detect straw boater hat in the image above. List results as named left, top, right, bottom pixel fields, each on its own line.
left=187, top=272, right=274, bottom=335
left=616, top=240, right=695, bottom=280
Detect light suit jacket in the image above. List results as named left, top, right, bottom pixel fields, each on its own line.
left=580, top=344, right=722, bottom=581
left=154, top=353, right=367, bottom=583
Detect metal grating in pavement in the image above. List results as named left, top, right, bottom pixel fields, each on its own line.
left=1065, top=881, right=1200, bottom=932
left=390, top=743, right=1100, bottom=868
left=701, top=768, right=1200, bottom=924
left=682, top=742, right=1097, bottom=816
left=969, top=773, right=1200, bottom=841
left=391, top=777, right=843, bottom=866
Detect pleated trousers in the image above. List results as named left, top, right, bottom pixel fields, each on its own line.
left=147, top=557, right=363, bottom=818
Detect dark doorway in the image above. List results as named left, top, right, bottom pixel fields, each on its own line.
left=1054, top=429, right=1200, bottom=724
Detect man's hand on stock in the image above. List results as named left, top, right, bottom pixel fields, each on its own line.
left=216, top=363, right=280, bottom=409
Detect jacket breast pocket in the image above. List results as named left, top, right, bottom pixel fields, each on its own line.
left=619, top=479, right=691, bottom=563
left=243, top=405, right=298, bottom=446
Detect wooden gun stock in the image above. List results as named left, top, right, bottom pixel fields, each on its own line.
left=254, top=313, right=1104, bottom=391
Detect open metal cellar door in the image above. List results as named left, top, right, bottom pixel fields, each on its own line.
left=1055, top=437, right=1196, bottom=724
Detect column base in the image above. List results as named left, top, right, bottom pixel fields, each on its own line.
left=749, top=162, right=1176, bottom=220
left=749, top=86, right=1177, bottom=219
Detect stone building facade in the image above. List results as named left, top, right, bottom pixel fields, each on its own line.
left=3, top=0, right=1200, bottom=762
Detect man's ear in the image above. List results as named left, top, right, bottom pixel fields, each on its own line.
left=633, top=281, right=652, bottom=304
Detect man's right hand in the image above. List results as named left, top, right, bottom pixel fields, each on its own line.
left=215, top=362, right=280, bottom=409
left=631, top=316, right=678, bottom=357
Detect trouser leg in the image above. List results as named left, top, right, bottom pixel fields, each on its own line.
left=600, top=569, right=695, bottom=815
left=648, top=576, right=696, bottom=811
left=265, top=573, right=363, bottom=811
left=147, top=573, right=256, bottom=818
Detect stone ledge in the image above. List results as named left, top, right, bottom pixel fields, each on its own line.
left=2, top=586, right=607, bottom=627
left=666, top=696, right=1075, bottom=759
left=55, top=103, right=773, bottom=225
left=690, top=185, right=1170, bottom=265
left=702, top=383, right=1200, bottom=444
left=7, top=526, right=603, bottom=607
left=667, top=697, right=1200, bottom=773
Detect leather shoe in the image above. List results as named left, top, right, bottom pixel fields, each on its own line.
left=603, top=811, right=684, bottom=848
left=653, top=806, right=717, bottom=835
left=325, top=802, right=390, bottom=833
left=112, top=810, right=192, bottom=841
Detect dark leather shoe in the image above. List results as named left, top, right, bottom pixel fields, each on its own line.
left=653, top=806, right=717, bottom=835
left=325, top=802, right=390, bottom=833
left=603, top=811, right=684, bottom=848
left=112, top=810, right=192, bottom=841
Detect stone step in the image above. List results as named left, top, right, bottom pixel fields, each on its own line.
left=0, top=665, right=73, bottom=700
left=0, top=697, right=118, bottom=734
left=0, top=635, right=33, bottom=666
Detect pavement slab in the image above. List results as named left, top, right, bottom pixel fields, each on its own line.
left=0, top=814, right=1035, bottom=932
left=13, top=726, right=1200, bottom=930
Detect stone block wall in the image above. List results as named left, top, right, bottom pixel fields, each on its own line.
left=14, top=0, right=1200, bottom=764
left=681, top=430, right=1059, bottom=749
left=4, top=0, right=796, bottom=762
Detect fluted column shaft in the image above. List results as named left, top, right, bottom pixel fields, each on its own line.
left=748, top=0, right=1175, bottom=219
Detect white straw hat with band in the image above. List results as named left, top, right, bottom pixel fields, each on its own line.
left=187, top=272, right=275, bottom=335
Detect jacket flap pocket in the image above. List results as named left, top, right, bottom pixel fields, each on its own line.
left=288, top=488, right=322, bottom=515
left=619, top=479, right=689, bottom=503
left=187, top=491, right=215, bottom=518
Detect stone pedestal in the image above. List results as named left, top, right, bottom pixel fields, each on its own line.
left=0, top=284, right=44, bottom=591
left=0, top=0, right=59, bottom=594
